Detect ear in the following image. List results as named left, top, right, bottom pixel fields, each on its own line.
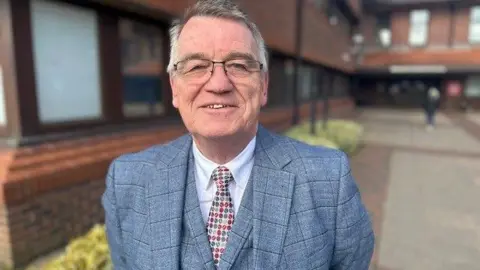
left=170, top=74, right=179, bottom=109
left=260, top=71, right=269, bottom=107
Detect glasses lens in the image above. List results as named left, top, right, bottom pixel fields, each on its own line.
left=225, top=59, right=261, bottom=78
left=178, top=59, right=211, bottom=75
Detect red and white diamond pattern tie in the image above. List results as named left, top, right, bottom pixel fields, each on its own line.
left=207, top=166, right=235, bottom=266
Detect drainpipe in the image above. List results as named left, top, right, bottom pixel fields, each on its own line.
left=322, top=71, right=331, bottom=130
left=292, top=0, right=304, bottom=125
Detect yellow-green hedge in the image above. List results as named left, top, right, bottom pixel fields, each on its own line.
left=285, top=119, right=363, bottom=155
left=284, top=128, right=339, bottom=150
left=42, top=224, right=112, bottom=270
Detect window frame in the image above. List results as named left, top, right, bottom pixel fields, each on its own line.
left=408, top=9, right=430, bottom=47
left=10, top=0, right=175, bottom=138
left=376, top=13, right=392, bottom=48
left=119, top=18, right=167, bottom=119
left=469, top=6, right=480, bottom=44
left=265, top=50, right=295, bottom=109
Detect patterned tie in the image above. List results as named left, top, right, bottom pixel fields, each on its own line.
left=206, top=166, right=235, bottom=266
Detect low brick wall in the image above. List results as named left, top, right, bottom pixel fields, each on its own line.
left=0, top=98, right=355, bottom=268
left=1, top=180, right=104, bottom=266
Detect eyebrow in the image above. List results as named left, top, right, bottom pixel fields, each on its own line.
left=223, top=52, right=257, bottom=61
left=177, top=51, right=258, bottom=63
left=177, top=52, right=210, bottom=62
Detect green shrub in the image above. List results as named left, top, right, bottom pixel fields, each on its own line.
left=0, top=262, right=12, bottom=270
left=42, top=224, right=112, bottom=270
left=316, top=120, right=363, bottom=154
left=284, top=127, right=339, bottom=149
left=285, top=119, right=363, bottom=155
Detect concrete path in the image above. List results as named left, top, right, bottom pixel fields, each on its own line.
left=350, top=108, right=480, bottom=270
left=467, top=112, right=480, bottom=127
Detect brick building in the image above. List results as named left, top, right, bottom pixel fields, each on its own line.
left=0, top=0, right=359, bottom=267
left=356, top=0, right=480, bottom=110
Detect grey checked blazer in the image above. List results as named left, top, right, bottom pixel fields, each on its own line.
left=102, top=125, right=374, bottom=269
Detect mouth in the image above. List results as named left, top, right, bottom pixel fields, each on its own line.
left=202, top=104, right=237, bottom=109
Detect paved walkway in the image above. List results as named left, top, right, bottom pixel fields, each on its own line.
left=350, top=109, right=480, bottom=270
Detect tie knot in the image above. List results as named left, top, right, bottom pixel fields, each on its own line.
left=211, top=166, right=233, bottom=189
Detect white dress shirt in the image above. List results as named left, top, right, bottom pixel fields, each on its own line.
left=192, top=136, right=256, bottom=224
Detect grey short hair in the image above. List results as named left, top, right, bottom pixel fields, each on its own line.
left=166, top=0, right=269, bottom=73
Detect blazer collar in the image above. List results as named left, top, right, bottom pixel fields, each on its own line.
left=154, top=124, right=295, bottom=171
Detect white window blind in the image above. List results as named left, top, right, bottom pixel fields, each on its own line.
left=30, top=0, right=102, bottom=123
left=409, top=10, right=429, bottom=46
left=469, top=6, right=480, bottom=43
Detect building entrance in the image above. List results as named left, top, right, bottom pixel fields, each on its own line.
left=356, top=76, right=443, bottom=109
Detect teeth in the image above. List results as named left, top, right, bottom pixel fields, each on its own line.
left=208, top=104, right=229, bottom=109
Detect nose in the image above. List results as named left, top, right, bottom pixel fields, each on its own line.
left=204, top=64, right=234, bottom=93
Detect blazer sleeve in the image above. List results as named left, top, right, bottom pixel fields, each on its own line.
left=331, top=152, right=375, bottom=270
left=101, top=160, right=128, bottom=269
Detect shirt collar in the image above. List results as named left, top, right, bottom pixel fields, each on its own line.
left=192, top=136, right=256, bottom=191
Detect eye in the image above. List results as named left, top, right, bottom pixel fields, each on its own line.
left=226, top=61, right=249, bottom=71
left=182, top=60, right=210, bottom=73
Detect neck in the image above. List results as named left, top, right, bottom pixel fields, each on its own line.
left=192, top=130, right=256, bottom=165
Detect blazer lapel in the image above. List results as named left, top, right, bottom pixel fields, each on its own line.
left=147, top=134, right=213, bottom=269
left=216, top=169, right=254, bottom=270
left=183, top=151, right=216, bottom=269
left=220, top=126, right=296, bottom=269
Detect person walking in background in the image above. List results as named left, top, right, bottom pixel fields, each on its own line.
left=424, top=85, right=441, bottom=131
left=102, top=0, right=374, bottom=269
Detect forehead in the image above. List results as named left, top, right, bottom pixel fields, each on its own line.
left=177, top=16, right=258, bottom=59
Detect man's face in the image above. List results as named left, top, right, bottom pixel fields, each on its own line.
left=170, top=16, right=268, bottom=140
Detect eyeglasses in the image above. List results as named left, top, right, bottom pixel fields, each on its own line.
left=173, top=58, right=263, bottom=83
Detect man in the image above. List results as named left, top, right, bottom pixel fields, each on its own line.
left=102, top=0, right=374, bottom=269
left=424, top=85, right=441, bottom=131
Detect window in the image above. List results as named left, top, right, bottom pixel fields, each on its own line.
left=409, top=9, right=430, bottom=47
left=469, top=6, right=480, bottom=43
left=266, top=56, right=294, bottom=107
left=376, top=13, right=391, bottom=48
left=465, top=76, right=480, bottom=97
left=331, top=73, right=350, bottom=98
left=120, top=19, right=164, bottom=117
left=319, top=69, right=332, bottom=97
left=0, top=66, right=6, bottom=126
left=297, top=65, right=313, bottom=102
left=30, top=0, right=102, bottom=123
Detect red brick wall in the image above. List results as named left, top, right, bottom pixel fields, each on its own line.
left=453, top=6, right=471, bottom=46
left=390, top=11, right=410, bottom=47
left=302, top=2, right=354, bottom=72
left=428, top=8, right=452, bottom=47
left=362, top=48, right=480, bottom=66
left=0, top=180, right=105, bottom=266
left=361, top=14, right=377, bottom=48
left=236, top=0, right=296, bottom=56
left=0, top=205, right=12, bottom=267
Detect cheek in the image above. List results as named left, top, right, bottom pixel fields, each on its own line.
left=237, top=80, right=264, bottom=102
left=176, top=86, right=198, bottom=108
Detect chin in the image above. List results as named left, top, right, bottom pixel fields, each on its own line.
left=195, top=125, right=239, bottom=139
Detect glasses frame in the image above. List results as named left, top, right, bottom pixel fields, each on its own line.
left=173, top=58, right=264, bottom=80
